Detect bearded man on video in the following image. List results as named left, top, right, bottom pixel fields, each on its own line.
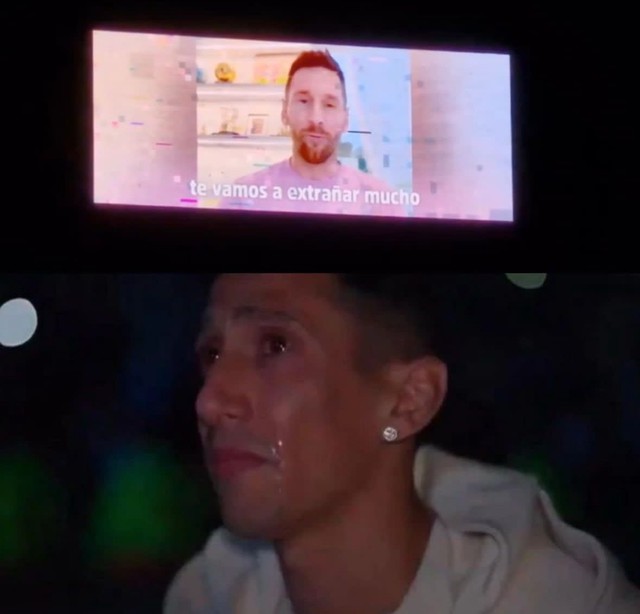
left=218, top=51, right=405, bottom=217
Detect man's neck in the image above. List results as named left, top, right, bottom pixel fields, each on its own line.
left=289, top=154, right=341, bottom=181
left=275, top=457, right=433, bottom=614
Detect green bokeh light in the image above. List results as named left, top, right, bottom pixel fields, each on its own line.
left=509, top=449, right=582, bottom=523
left=0, top=447, right=65, bottom=568
left=84, top=442, right=211, bottom=571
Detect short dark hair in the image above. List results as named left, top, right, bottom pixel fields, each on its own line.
left=201, top=273, right=442, bottom=374
left=285, top=50, right=347, bottom=105
left=332, top=274, right=443, bottom=373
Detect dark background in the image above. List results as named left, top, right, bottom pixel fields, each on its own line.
left=2, top=1, right=637, bottom=611
left=0, top=274, right=639, bottom=613
left=9, top=2, right=634, bottom=269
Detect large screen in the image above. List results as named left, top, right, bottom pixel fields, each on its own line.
left=92, top=30, right=513, bottom=222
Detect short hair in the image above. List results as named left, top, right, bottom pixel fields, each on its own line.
left=201, top=273, right=443, bottom=374
left=285, top=50, right=347, bottom=105
left=331, top=274, right=443, bottom=373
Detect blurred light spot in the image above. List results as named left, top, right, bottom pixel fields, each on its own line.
left=505, top=273, right=547, bottom=289
left=0, top=298, right=38, bottom=347
left=509, top=449, right=580, bottom=521
left=84, top=443, right=211, bottom=573
left=0, top=448, right=65, bottom=568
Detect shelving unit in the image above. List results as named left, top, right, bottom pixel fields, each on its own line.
left=197, top=135, right=289, bottom=148
left=195, top=39, right=311, bottom=185
left=196, top=83, right=285, bottom=102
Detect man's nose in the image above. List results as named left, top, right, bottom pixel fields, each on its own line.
left=196, top=355, right=252, bottom=427
left=309, top=102, right=324, bottom=126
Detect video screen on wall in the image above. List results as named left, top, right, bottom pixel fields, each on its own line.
left=92, top=29, right=513, bottom=222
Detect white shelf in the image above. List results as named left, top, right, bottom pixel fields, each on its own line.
left=197, top=83, right=285, bottom=101
left=198, top=135, right=290, bottom=148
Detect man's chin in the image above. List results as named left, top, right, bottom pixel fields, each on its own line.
left=298, top=143, right=334, bottom=165
left=300, top=153, right=333, bottom=165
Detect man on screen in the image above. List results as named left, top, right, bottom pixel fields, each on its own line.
left=217, top=51, right=405, bottom=217
left=165, top=273, right=640, bottom=614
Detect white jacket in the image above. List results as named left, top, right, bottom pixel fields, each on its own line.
left=164, top=446, right=640, bottom=613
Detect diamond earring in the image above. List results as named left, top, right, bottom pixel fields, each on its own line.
left=382, top=426, right=399, bottom=442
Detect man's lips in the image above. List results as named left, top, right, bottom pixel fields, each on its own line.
left=208, top=447, right=271, bottom=480
left=211, top=448, right=270, bottom=464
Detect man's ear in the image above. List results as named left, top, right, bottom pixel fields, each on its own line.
left=281, top=101, right=289, bottom=126
left=384, top=356, right=448, bottom=439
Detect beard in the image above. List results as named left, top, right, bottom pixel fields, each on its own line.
left=293, top=128, right=340, bottom=165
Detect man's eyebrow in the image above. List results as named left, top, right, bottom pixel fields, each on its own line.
left=229, top=305, right=300, bottom=325
left=197, top=304, right=302, bottom=341
left=293, top=89, right=339, bottom=101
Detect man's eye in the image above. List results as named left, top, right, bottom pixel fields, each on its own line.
left=200, top=345, right=220, bottom=367
left=260, top=333, right=288, bottom=357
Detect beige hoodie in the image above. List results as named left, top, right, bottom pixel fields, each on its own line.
left=164, top=446, right=640, bottom=613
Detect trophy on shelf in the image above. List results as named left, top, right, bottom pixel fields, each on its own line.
left=214, top=62, right=236, bottom=83
left=218, top=107, right=240, bottom=135
left=246, top=114, right=269, bottom=136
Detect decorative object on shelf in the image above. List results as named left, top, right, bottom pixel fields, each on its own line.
left=246, top=113, right=269, bottom=136
left=253, top=53, right=297, bottom=85
left=196, top=67, right=205, bottom=84
left=214, top=62, right=236, bottom=83
left=219, top=107, right=241, bottom=133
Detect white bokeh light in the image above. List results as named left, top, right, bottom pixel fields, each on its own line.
left=505, top=273, right=547, bottom=289
left=0, top=298, right=39, bottom=347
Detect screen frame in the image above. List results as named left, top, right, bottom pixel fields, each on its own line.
left=83, top=21, right=525, bottom=255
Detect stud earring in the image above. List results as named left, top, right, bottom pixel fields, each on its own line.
left=382, top=426, right=399, bottom=442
